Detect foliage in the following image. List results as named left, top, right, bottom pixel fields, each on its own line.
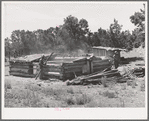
left=130, top=4, right=145, bottom=48
left=5, top=5, right=145, bottom=57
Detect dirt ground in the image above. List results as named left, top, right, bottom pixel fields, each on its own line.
left=4, top=48, right=145, bottom=108
left=4, top=64, right=145, bottom=108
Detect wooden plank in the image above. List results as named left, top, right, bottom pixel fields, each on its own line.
left=64, top=67, right=82, bottom=73
left=10, top=65, right=31, bottom=68
left=92, top=59, right=109, bottom=63
left=9, top=71, right=35, bottom=77
left=47, top=61, right=64, bottom=64
left=45, top=63, right=62, bottom=67
left=10, top=68, right=30, bottom=73
left=63, top=65, right=84, bottom=69
left=10, top=62, right=33, bottom=66
left=43, top=72, right=63, bottom=77
left=42, top=67, right=63, bottom=73
left=62, top=61, right=86, bottom=66
left=93, top=65, right=110, bottom=68
left=93, top=61, right=110, bottom=66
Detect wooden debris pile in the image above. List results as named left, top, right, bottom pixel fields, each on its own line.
left=132, top=63, right=145, bottom=77
left=66, top=67, right=121, bottom=85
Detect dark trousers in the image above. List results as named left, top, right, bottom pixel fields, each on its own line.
left=114, top=60, right=119, bottom=69
left=39, top=66, right=43, bottom=79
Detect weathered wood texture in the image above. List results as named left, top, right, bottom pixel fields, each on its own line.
left=9, top=56, right=112, bottom=80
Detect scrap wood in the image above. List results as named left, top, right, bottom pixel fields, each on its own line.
left=66, top=66, right=121, bottom=85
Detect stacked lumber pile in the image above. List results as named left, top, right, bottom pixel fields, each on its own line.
left=132, top=63, right=145, bottom=77
left=66, top=68, right=121, bottom=85
left=9, top=61, right=35, bottom=77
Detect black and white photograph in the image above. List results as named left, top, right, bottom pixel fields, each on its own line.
left=2, top=1, right=148, bottom=119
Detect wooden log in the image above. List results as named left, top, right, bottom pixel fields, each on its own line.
left=63, top=65, right=84, bottom=69
left=73, top=57, right=87, bottom=62
left=44, top=63, right=62, bottom=67
left=43, top=65, right=62, bottom=69
left=43, top=72, right=63, bottom=77
left=10, top=65, right=31, bottom=68
left=92, top=59, right=109, bottom=63
left=9, top=71, right=35, bottom=77
left=9, top=62, right=33, bottom=66
left=64, top=67, right=82, bottom=73
left=47, top=61, right=64, bottom=64
left=10, top=67, right=30, bottom=73
left=93, top=61, right=110, bottom=66
left=42, top=67, right=63, bottom=73
left=62, top=61, right=86, bottom=66
left=93, top=64, right=110, bottom=67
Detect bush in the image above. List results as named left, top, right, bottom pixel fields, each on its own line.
left=5, top=80, right=12, bottom=91
left=67, top=88, right=74, bottom=94
left=140, top=82, right=145, bottom=91
left=5, top=89, right=42, bottom=107
left=75, top=94, right=92, bottom=105
left=24, top=83, right=41, bottom=92
left=101, top=76, right=108, bottom=87
left=85, top=101, right=98, bottom=107
left=65, top=95, right=75, bottom=105
left=103, top=90, right=116, bottom=98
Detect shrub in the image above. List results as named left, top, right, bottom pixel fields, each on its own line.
left=5, top=80, right=12, bottom=91
left=75, top=94, right=92, bottom=105
left=140, top=82, right=145, bottom=91
left=103, top=90, right=116, bottom=98
left=127, top=80, right=132, bottom=86
left=5, top=89, right=42, bottom=107
left=65, top=95, right=75, bottom=105
left=24, top=83, right=41, bottom=92
left=121, top=84, right=126, bottom=90
left=67, top=88, right=74, bottom=94
left=101, top=76, right=108, bottom=87
left=85, top=101, right=98, bottom=107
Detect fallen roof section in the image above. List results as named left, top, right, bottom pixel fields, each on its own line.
left=92, top=46, right=126, bottom=51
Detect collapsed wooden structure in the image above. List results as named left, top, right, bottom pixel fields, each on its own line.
left=9, top=54, right=112, bottom=81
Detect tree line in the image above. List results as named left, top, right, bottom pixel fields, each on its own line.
left=5, top=5, right=145, bottom=57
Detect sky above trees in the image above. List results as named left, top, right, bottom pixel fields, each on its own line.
left=3, top=2, right=146, bottom=38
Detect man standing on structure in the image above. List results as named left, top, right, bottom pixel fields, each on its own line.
left=113, top=51, right=119, bottom=69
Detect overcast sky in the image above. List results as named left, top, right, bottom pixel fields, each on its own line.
left=3, top=2, right=145, bottom=38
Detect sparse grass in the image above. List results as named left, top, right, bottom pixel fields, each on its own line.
left=140, top=82, right=145, bottom=91
left=5, top=89, right=43, bottom=107
left=75, top=94, right=92, bottom=105
left=121, top=84, right=127, bottom=90
left=65, top=95, right=75, bottom=105
left=101, top=76, right=108, bottom=87
left=127, top=80, right=133, bottom=86
left=103, top=90, right=116, bottom=98
left=24, top=83, right=41, bottom=92
left=67, top=87, right=74, bottom=94
left=5, top=80, right=12, bottom=91
left=85, top=101, right=98, bottom=107
left=64, top=93, right=92, bottom=106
